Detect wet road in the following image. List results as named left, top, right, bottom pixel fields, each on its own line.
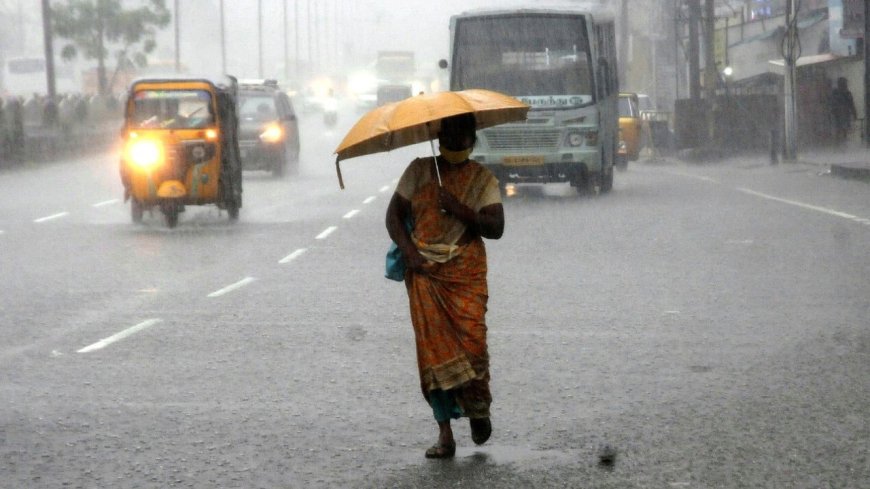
left=1, top=108, right=869, bottom=488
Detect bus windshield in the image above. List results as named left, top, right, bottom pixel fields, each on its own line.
left=452, top=14, right=594, bottom=109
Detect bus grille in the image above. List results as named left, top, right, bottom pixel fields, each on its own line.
left=484, top=128, right=562, bottom=152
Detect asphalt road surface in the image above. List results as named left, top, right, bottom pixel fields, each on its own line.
left=1, top=108, right=868, bottom=488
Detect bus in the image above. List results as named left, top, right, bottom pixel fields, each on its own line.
left=446, top=4, right=619, bottom=193
left=2, top=56, right=79, bottom=97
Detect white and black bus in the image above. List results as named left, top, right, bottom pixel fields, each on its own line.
left=445, top=4, right=619, bottom=193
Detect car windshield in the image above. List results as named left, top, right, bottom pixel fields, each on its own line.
left=130, top=89, right=214, bottom=129
left=239, top=94, right=278, bottom=122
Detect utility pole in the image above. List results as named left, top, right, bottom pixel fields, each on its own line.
left=688, top=0, right=702, bottom=101
left=704, top=0, right=716, bottom=141
left=295, top=0, right=300, bottom=80
left=864, top=0, right=869, bottom=145
left=783, top=0, right=799, bottom=160
left=619, top=0, right=629, bottom=86
left=40, top=0, right=56, bottom=101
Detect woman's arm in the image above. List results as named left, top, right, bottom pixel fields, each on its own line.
left=385, top=193, right=428, bottom=271
left=438, top=188, right=504, bottom=240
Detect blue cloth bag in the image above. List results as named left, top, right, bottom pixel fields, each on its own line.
left=385, top=219, right=413, bottom=282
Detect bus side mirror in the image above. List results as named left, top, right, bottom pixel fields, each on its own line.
left=438, top=59, right=448, bottom=70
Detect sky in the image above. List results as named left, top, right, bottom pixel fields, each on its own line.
left=0, top=0, right=616, bottom=93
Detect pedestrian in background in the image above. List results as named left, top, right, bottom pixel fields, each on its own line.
left=385, top=113, right=504, bottom=459
left=831, top=77, right=857, bottom=146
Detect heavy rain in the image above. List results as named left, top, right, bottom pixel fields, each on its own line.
left=1, top=0, right=868, bottom=487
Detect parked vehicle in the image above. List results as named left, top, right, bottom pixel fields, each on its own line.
left=119, top=75, right=243, bottom=227
left=237, top=79, right=300, bottom=177
left=618, top=92, right=642, bottom=168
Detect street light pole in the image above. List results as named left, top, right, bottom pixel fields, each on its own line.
left=258, top=0, right=263, bottom=78
left=783, top=0, right=799, bottom=161
left=40, top=0, right=56, bottom=101
left=220, top=0, right=226, bottom=74
left=174, top=0, right=180, bottom=73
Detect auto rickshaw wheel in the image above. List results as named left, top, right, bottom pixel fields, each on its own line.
left=131, top=199, right=144, bottom=223
left=162, top=202, right=180, bottom=228
left=615, top=154, right=629, bottom=171
left=226, top=199, right=240, bottom=220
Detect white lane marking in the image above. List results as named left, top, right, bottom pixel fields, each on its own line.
left=379, top=185, right=391, bottom=193
left=343, top=209, right=360, bottom=219
left=737, top=187, right=868, bottom=224
left=207, top=277, right=256, bottom=297
left=0, top=230, right=4, bottom=235
left=279, top=248, right=307, bottom=264
left=77, top=318, right=162, bottom=353
left=662, top=170, right=719, bottom=183
left=316, top=226, right=337, bottom=240
left=92, top=199, right=119, bottom=207
left=34, top=212, right=69, bottom=223
left=363, top=196, right=376, bottom=204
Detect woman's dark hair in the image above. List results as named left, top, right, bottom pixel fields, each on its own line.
left=439, top=112, right=477, bottom=145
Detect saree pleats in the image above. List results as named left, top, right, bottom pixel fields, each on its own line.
left=406, top=238, right=491, bottom=419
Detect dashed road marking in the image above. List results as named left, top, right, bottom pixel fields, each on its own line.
left=379, top=185, right=391, bottom=193
left=737, top=187, right=869, bottom=225
left=208, top=277, right=256, bottom=297
left=92, top=199, right=119, bottom=207
left=343, top=209, right=360, bottom=219
left=34, top=212, right=69, bottom=223
left=316, top=226, right=337, bottom=240
left=363, top=196, right=376, bottom=204
left=77, top=318, right=162, bottom=353
left=279, top=248, right=307, bottom=264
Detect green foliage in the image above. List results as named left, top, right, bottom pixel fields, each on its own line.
left=52, top=0, right=171, bottom=93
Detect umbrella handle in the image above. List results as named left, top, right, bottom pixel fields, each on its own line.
left=335, top=156, right=345, bottom=190
left=425, top=124, right=442, bottom=187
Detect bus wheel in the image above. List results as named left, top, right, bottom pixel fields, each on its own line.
left=600, top=165, right=614, bottom=193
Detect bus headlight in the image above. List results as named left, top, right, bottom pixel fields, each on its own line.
left=566, top=132, right=584, bottom=147
left=126, top=139, right=162, bottom=169
left=259, top=124, right=284, bottom=143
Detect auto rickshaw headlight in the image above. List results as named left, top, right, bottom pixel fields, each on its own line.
left=127, top=139, right=163, bottom=169
left=259, top=124, right=284, bottom=143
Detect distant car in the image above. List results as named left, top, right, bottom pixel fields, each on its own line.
left=377, top=84, right=412, bottom=106
left=237, top=80, right=300, bottom=177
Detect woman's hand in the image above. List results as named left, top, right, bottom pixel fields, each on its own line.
left=403, top=246, right=429, bottom=274
left=438, top=188, right=474, bottom=223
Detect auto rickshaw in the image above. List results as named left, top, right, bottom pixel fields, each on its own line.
left=119, top=76, right=243, bottom=228
left=617, top=92, right=642, bottom=169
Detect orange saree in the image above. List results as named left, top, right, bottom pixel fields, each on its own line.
left=398, top=157, right=500, bottom=419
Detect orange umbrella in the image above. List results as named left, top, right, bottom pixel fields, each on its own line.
left=333, top=89, right=530, bottom=189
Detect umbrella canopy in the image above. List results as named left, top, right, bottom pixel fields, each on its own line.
left=333, top=89, right=530, bottom=188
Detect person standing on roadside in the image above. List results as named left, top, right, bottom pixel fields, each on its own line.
left=831, top=77, right=857, bottom=146
left=385, top=113, right=504, bottom=459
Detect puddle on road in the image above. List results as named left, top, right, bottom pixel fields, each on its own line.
left=397, top=443, right=579, bottom=466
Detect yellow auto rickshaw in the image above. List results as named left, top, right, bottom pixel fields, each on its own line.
left=617, top=92, right=642, bottom=169
left=120, top=76, right=243, bottom=227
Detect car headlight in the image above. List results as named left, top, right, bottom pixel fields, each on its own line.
left=126, top=139, right=162, bottom=169
left=259, top=124, right=284, bottom=143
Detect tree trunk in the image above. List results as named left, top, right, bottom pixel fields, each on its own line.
left=96, top=4, right=107, bottom=95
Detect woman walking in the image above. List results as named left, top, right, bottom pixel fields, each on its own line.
left=385, top=113, right=504, bottom=459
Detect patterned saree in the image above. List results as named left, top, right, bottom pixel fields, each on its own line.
left=395, top=157, right=501, bottom=419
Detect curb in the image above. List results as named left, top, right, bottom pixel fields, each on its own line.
left=830, top=163, right=870, bottom=181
